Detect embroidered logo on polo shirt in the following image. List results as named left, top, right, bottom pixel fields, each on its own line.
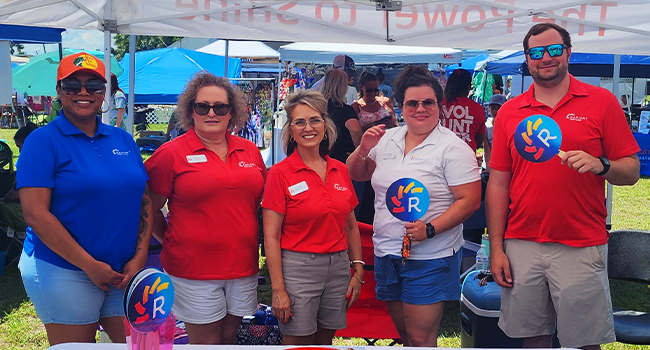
left=410, top=155, right=425, bottom=162
left=566, top=113, right=588, bottom=122
left=239, top=161, right=256, bottom=168
left=112, top=149, right=130, bottom=156
left=334, top=183, right=348, bottom=191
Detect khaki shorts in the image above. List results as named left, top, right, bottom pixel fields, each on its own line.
left=280, top=249, right=350, bottom=336
left=499, top=239, right=615, bottom=348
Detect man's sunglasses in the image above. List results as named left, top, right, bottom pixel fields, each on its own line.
left=59, top=79, right=105, bottom=95
left=365, top=88, right=379, bottom=93
left=403, top=99, right=438, bottom=110
left=193, top=103, right=231, bottom=116
left=525, top=44, right=567, bottom=60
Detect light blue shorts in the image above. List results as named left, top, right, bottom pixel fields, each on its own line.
left=19, top=251, right=124, bottom=325
left=374, top=251, right=461, bottom=305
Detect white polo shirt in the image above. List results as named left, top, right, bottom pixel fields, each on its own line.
left=369, top=124, right=480, bottom=260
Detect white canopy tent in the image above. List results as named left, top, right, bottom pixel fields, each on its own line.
left=1, top=1, right=650, bottom=55
left=197, top=40, right=279, bottom=60
left=279, top=42, right=461, bottom=64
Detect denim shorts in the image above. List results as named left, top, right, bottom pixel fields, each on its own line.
left=374, top=252, right=461, bottom=305
left=19, top=251, right=124, bottom=325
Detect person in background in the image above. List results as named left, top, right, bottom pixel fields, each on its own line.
left=441, top=69, right=486, bottom=152
left=146, top=72, right=266, bottom=345
left=483, top=94, right=507, bottom=173
left=3, top=123, right=38, bottom=203
left=488, top=23, right=640, bottom=350
left=352, top=71, right=396, bottom=131
left=109, top=73, right=127, bottom=130
left=18, top=52, right=151, bottom=346
left=165, top=109, right=187, bottom=140
left=263, top=90, right=363, bottom=345
left=320, top=69, right=362, bottom=163
left=376, top=68, right=393, bottom=100
left=347, top=65, right=481, bottom=347
left=313, top=55, right=358, bottom=105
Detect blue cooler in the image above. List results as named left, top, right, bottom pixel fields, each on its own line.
left=460, top=270, right=522, bottom=348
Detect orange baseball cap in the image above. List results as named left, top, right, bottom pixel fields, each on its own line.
left=57, top=52, right=107, bottom=83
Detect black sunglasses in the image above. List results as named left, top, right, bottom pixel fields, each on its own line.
left=365, top=88, right=379, bottom=93
left=193, top=103, right=231, bottom=116
left=59, top=79, right=105, bottom=95
left=525, top=44, right=567, bottom=60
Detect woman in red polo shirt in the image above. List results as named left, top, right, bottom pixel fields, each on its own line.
left=145, top=72, right=267, bottom=345
left=262, top=90, right=364, bottom=345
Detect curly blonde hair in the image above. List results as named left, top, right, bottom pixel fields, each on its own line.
left=176, top=71, right=247, bottom=131
left=281, top=90, right=337, bottom=157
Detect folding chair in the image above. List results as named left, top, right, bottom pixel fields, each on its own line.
left=335, top=222, right=401, bottom=345
left=607, top=229, right=650, bottom=345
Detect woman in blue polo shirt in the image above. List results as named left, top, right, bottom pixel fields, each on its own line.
left=17, top=52, right=152, bottom=346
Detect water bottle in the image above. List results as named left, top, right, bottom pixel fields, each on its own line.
left=481, top=228, right=490, bottom=257
left=476, top=244, right=489, bottom=271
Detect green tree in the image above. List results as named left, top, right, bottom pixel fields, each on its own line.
left=112, top=35, right=182, bottom=60
left=10, top=42, right=24, bottom=55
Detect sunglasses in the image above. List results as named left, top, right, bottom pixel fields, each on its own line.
left=59, top=79, right=105, bottom=95
left=290, top=118, right=324, bottom=130
left=525, top=44, right=567, bottom=60
left=193, top=103, right=230, bottom=116
left=403, top=99, right=438, bottom=111
left=365, top=88, right=379, bottom=93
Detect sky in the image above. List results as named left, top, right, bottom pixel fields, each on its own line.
left=21, top=28, right=107, bottom=56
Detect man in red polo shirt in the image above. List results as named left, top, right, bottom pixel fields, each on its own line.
left=487, top=23, right=640, bottom=350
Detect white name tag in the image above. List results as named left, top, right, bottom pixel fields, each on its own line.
left=186, top=154, right=208, bottom=163
left=288, top=181, right=309, bottom=196
left=382, top=152, right=396, bottom=159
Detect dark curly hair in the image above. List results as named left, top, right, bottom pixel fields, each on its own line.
left=393, top=65, right=443, bottom=108
left=444, top=69, right=472, bottom=103
left=176, top=71, right=248, bottom=131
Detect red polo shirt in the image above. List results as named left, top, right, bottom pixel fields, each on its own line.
left=262, top=152, right=358, bottom=254
left=145, top=128, right=267, bottom=279
left=490, top=75, right=640, bottom=247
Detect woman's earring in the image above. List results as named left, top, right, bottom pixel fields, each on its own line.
left=289, top=136, right=295, bottom=143
left=100, top=100, right=109, bottom=113
left=323, top=133, right=328, bottom=140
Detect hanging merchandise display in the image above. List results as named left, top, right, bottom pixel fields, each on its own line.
left=237, top=80, right=276, bottom=148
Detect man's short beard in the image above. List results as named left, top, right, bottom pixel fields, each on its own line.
left=531, top=63, right=568, bottom=88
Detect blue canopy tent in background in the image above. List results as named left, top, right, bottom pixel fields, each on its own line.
left=445, top=54, right=489, bottom=76
left=0, top=24, right=64, bottom=104
left=486, top=51, right=650, bottom=78
left=119, top=47, right=242, bottom=104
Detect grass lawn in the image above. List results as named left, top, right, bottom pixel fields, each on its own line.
left=0, top=126, right=649, bottom=349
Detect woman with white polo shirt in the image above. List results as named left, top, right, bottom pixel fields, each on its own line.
left=347, top=65, right=481, bottom=347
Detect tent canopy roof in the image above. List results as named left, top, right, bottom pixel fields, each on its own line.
left=279, top=42, right=461, bottom=64
left=0, top=24, right=64, bottom=44
left=197, top=40, right=279, bottom=59
left=118, top=47, right=242, bottom=104
left=2, top=1, right=650, bottom=55
left=486, top=51, right=650, bottom=78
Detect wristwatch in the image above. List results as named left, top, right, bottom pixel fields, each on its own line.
left=597, top=157, right=610, bottom=176
left=426, top=222, right=436, bottom=239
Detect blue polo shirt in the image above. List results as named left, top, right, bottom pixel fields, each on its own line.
left=17, top=112, right=148, bottom=271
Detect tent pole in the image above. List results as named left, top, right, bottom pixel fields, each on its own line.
left=224, top=39, right=229, bottom=78
left=127, top=35, right=135, bottom=135
left=606, top=54, right=621, bottom=230
left=58, top=43, right=62, bottom=60
left=102, top=0, right=113, bottom=125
